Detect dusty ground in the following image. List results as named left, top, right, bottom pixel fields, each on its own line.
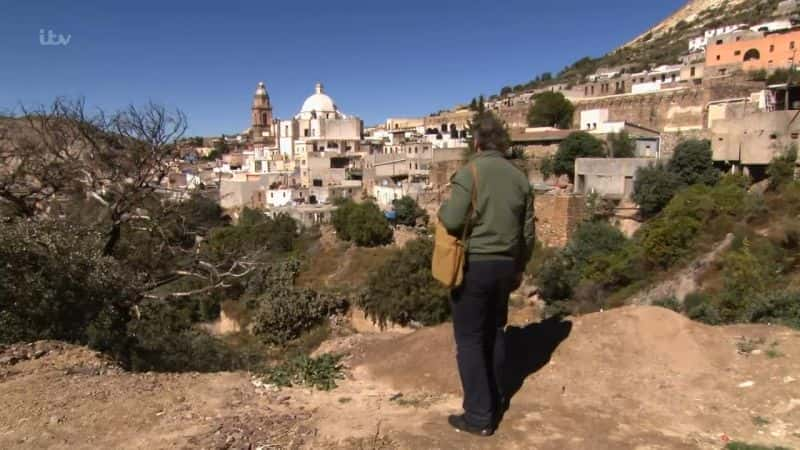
left=1, top=306, right=799, bottom=449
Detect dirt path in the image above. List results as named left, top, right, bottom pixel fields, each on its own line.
left=1, top=307, right=799, bottom=449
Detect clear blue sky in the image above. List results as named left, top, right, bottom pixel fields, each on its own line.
left=0, top=0, right=685, bottom=136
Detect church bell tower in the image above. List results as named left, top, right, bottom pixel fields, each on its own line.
left=251, top=81, right=274, bottom=144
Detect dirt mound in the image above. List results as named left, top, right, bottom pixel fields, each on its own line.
left=2, top=308, right=799, bottom=449
left=354, top=306, right=800, bottom=449
left=0, top=341, right=312, bottom=449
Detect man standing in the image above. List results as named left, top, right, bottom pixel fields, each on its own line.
left=438, top=112, right=534, bottom=436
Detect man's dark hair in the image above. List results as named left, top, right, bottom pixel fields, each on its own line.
left=472, top=111, right=510, bottom=153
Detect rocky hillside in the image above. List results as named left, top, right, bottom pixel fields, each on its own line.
left=622, top=0, right=754, bottom=48
left=495, top=0, right=789, bottom=97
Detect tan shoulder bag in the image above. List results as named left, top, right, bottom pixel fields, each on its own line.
left=432, top=164, right=479, bottom=288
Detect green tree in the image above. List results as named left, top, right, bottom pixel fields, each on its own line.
left=359, top=238, right=449, bottom=327
left=553, top=131, right=605, bottom=180
left=767, top=145, right=798, bottom=190
left=331, top=200, right=393, bottom=247
left=392, top=196, right=428, bottom=227
left=465, top=107, right=510, bottom=157
left=667, top=139, right=719, bottom=186
left=539, top=155, right=555, bottom=180
left=632, top=163, right=684, bottom=218
left=718, top=239, right=776, bottom=323
left=347, top=202, right=394, bottom=247
left=606, top=131, right=636, bottom=158
left=527, top=92, right=575, bottom=129
left=0, top=220, right=139, bottom=365
left=500, top=86, right=512, bottom=97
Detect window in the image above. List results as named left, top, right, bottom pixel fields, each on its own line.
left=743, top=49, right=760, bottom=62
left=734, top=50, right=741, bottom=56
left=792, top=133, right=799, bottom=139
left=690, top=67, right=696, bottom=77
left=770, top=44, right=775, bottom=52
left=716, top=55, right=721, bottom=61
left=304, top=129, right=309, bottom=137
left=716, top=40, right=723, bottom=45
left=792, top=41, right=796, bottom=50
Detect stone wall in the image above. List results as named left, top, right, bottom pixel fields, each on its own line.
left=570, top=76, right=764, bottom=134
left=534, top=193, right=585, bottom=248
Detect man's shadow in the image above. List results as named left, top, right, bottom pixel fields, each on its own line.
left=502, top=316, right=573, bottom=404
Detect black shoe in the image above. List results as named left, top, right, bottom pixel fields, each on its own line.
left=494, top=397, right=510, bottom=426
left=447, top=414, right=494, bottom=437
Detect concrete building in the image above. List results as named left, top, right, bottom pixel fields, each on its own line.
left=712, top=109, right=800, bottom=169
left=688, top=24, right=747, bottom=53
left=574, top=158, right=656, bottom=199
left=510, top=127, right=573, bottom=159
left=706, top=28, right=800, bottom=75
left=579, top=109, right=662, bottom=158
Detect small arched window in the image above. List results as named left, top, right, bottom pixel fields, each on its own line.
left=743, top=49, right=761, bottom=62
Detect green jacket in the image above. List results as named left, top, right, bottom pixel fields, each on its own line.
left=438, top=150, right=535, bottom=269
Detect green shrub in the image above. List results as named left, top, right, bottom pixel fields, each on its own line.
left=639, top=214, right=702, bottom=269
left=204, top=211, right=298, bottom=264
left=0, top=220, right=136, bottom=356
left=606, top=131, right=636, bottom=158
left=553, top=131, right=605, bottom=180
left=392, top=196, right=428, bottom=227
left=527, top=91, right=575, bottom=129
left=687, top=300, right=722, bottom=325
left=767, top=145, right=797, bottom=190
left=252, top=287, right=346, bottom=346
left=666, top=139, right=720, bottom=187
left=653, top=296, right=681, bottom=312
left=264, top=353, right=345, bottom=391
left=536, top=221, right=628, bottom=303
left=332, top=200, right=393, bottom=247
left=750, top=291, right=800, bottom=329
left=359, top=238, right=450, bottom=327
left=126, top=298, right=243, bottom=372
left=536, top=253, right=575, bottom=302
left=683, top=291, right=712, bottom=314
left=725, top=441, right=792, bottom=450
left=633, top=163, right=684, bottom=218
left=718, top=240, right=777, bottom=323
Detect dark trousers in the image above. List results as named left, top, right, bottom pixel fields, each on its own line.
left=451, top=258, right=516, bottom=428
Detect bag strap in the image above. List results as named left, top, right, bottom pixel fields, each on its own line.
left=460, top=163, right=479, bottom=244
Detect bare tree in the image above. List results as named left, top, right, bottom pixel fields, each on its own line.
left=0, top=98, right=187, bottom=255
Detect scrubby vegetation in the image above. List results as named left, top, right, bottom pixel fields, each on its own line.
left=633, top=139, right=719, bottom=218
left=0, top=99, right=355, bottom=379
left=358, top=238, right=450, bottom=328
left=552, top=131, right=606, bottom=180
left=264, top=353, right=345, bottom=391
left=332, top=199, right=393, bottom=247
left=534, top=138, right=800, bottom=329
left=526, top=92, right=574, bottom=129
left=392, top=196, right=428, bottom=227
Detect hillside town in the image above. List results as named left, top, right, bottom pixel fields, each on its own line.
left=165, top=0, right=800, bottom=247
left=7, top=0, right=800, bottom=449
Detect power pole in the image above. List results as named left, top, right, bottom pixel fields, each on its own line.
left=786, top=49, right=797, bottom=110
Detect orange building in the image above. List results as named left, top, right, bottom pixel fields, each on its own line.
left=706, top=28, right=800, bottom=74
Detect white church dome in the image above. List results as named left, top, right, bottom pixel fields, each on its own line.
left=300, top=83, right=337, bottom=114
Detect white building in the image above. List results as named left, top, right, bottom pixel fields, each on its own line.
left=266, top=188, right=294, bottom=208
left=688, top=24, right=747, bottom=52
left=750, top=20, right=793, bottom=33
left=630, top=65, right=682, bottom=93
